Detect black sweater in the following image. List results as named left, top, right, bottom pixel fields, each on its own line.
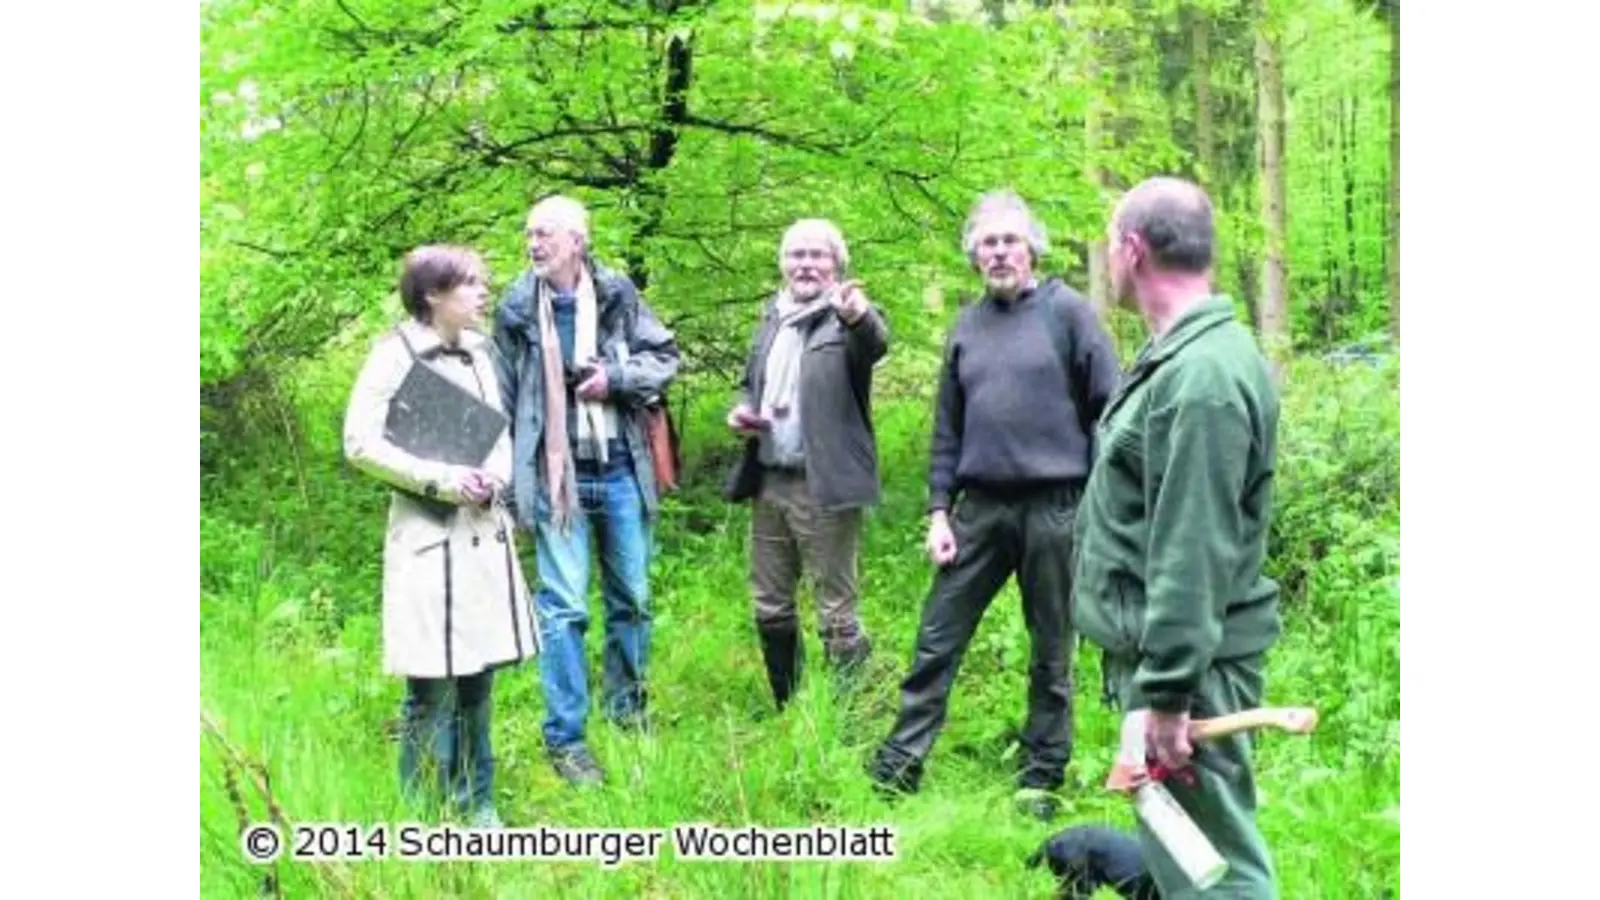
left=928, top=280, right=1122, bottom=512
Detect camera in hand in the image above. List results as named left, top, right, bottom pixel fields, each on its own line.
left=565, top=361, right=598, bottom=389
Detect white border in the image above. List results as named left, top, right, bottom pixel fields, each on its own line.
left=1404, top=2, right=1600, bottom=894
left=8, top=1, right=1596, bottom=894
left=1, top=2, right=198, bottom=893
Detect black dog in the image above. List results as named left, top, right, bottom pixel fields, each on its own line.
left=1026, top=825, right=1161, bottom=899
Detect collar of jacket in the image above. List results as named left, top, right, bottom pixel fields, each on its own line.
left=1099, top=295, right=1237, bottom=423
left=397, top=317, right=488, bottom=359
left=495, top=255, right=625, bottom=335
left=765, top=287, right=836, bottom=328
left=1141, top=294, right=1238, bottom=366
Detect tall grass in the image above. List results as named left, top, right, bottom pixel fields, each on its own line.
left=200, top=352, right=1399, bottom=899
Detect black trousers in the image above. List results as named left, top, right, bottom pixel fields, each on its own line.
left=872, top=482, right=1080, bottom=792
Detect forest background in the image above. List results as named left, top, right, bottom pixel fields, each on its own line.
left=198, top=0, right=1402, bottom=896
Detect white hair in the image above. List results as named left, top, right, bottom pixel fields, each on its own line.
left=527, top=195, right=590, bottom=244
left=961, top=190, right=1049, bottom=259
left=778, top=218, right=850, bottom=272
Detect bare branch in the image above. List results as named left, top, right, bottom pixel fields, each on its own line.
left=388, top=72, right=442, bottom=161
left=335, top=0, right=373, bottom=35
left=680, top=114, right=846, bottom=155
left=496, top=8, right=658, bottom=36
left=229, top=240, right=294, bottom=259
left=879, top=172, right=929, bottom=230
left=325, top=85, right=371, bottom=173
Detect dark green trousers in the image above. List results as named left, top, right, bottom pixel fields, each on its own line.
left=872, top=483, right=1079, bottom=792
left=1107, top=653, right=1278, bottom=899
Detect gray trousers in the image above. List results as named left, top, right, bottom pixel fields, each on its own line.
left=748, top=468, right=869, bottom=661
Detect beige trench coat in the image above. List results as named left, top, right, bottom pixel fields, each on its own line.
left=343, top=318, right=540, bottom=679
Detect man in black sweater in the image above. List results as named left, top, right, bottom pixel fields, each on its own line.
left=868, top=190, right=1122, bottom=819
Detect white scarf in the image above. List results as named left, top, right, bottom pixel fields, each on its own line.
left=540, top=269, right=617, bottom=465
left=758, top=288, right=833, bottom=467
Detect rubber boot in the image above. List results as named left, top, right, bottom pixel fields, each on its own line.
left=758, top=625, right=803, bottom=710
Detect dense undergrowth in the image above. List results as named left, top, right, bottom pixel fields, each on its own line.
left=200, top=338, right=1399, bottom=899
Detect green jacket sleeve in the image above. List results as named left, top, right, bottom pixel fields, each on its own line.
left=1129, top=395, right=1253, bottom=713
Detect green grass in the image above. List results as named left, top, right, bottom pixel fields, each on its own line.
left=200, top=357, right=1399, bottom=899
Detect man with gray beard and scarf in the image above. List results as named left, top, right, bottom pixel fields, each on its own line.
left=725, top=219, right=889, bottom=711
left=868, top=190, right=1122, bottom=821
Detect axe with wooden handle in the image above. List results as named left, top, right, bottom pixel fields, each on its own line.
left=1188, top=705, right=1319, bottom=742
left=1105, top=706, right=1319, bottom=792
left=1101, top=706, right=1320, bottom=892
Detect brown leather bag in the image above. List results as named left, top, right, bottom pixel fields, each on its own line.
left=642, top=401, right=681, bottom=494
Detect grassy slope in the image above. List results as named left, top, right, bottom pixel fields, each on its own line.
left=200, top=356, right=1399, bottom=900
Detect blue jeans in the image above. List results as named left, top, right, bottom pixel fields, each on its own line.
left=399, top=670, right=494, bottom=815
left=534, top=460, right=653, bottom=752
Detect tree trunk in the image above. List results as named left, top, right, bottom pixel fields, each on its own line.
left=1344, top=92, right=1361, bottom=309
left=626, top=22, right=694, bottom=292
left=1235, top=178, right=1260, bottom=326
left=1387, top=1, right=1400, bottom=343
left=1254, top=0, right=1289, bottom=371
left=1084, top=14, right=1111, bottom=318
left=1089, top=236, right=1110, bottom=316
left=1239, top=251, right=1260, bottom=328
left=1193, top=13, right=1219, bottom=189
left=1319, top=86, right=1340, bottom=344
left=1190, top=9, right=1232, bottom=300
left=981, top=0, right=1009, bottom=28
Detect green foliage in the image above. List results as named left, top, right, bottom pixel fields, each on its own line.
left=198, top=0, right=1225, bottom=399
left=200, top=348, right=1398, bottom=897
left=1267, top=353, right=1399, bottom=775
left=201, top=0, right=1395, bottom=407
left=1279, top=0, right=1394, bottom=346
left=1268, top=353, right=1399, bottom=610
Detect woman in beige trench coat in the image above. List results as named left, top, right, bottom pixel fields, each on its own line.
left=342, top=245, right=540, bottom=827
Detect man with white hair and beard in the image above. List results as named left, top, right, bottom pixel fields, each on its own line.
left=868, top=190, right=1122, bottom=821
left=490, top=195, right=681, bottom=788
left=724, top=218, right=889, bottom=711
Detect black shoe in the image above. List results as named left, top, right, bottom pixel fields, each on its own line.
left=548, top=745, right=604, bottom=787
left=758, top=625, right=803, bottom=710
left=1015, top=739, right=1073, bottom=802
left=866, top=746, right=922, bottom=798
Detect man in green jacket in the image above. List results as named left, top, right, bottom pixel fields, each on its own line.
left=1073, top=176, right=1282, bottom=898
